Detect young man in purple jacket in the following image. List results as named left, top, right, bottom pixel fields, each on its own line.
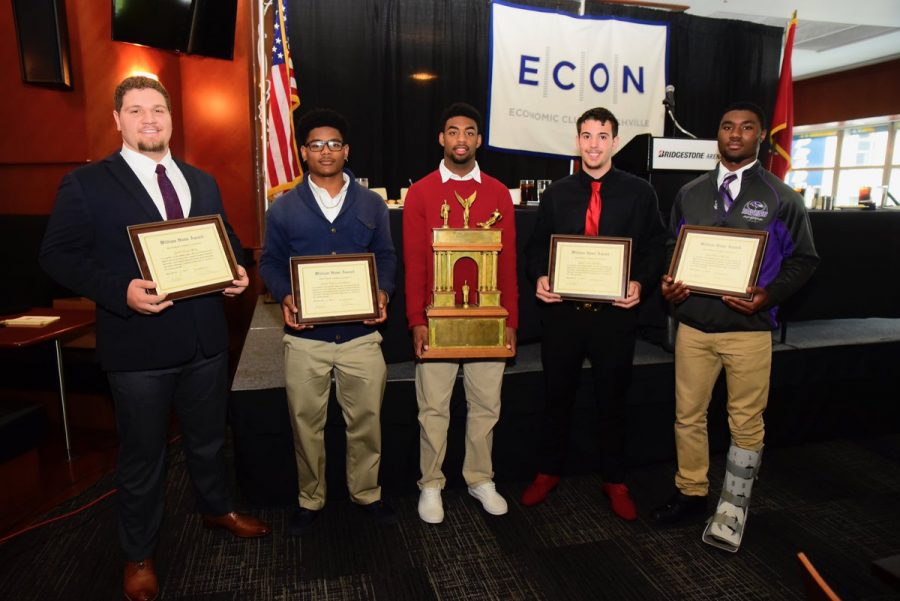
left=652, top=102, right=819, bottom=552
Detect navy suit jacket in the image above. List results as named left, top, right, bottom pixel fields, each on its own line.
left=40, top=152, right=243, bottom=372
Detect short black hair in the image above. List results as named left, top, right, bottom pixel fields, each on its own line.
left=721, top=101, right=767, bottom=131
left=439, top=102, right=483, bottom=134
left=297, top=109, right=350, bottom=144
left=576, top=107, right=619, bottom=138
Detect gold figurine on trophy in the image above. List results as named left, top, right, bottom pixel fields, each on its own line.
left=477, top=209, right=502, bottom=229
left=455, top=191, right=476, bottom=228
left=422, top=191, right=512, bottom=358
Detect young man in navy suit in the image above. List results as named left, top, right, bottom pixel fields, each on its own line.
left=40, top=76, right=270, bottom=601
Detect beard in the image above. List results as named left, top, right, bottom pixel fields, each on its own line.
left=583, top=157, right=602, bottom=170
left=720, top=136, right=761, bottom=166
left=721, top=147, right=756, bottom=165
left=448, top=152, right=473, bottom=165
left=138, top=141, right=168, bottom=154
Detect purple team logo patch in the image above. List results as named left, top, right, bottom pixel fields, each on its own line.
left=741, top=200, right=769, bottom=223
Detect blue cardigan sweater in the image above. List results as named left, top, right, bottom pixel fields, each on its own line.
left=259, top=171, right=396, bottom=343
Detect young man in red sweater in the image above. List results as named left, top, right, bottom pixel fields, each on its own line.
left=403, top=102, right=518, bottom=524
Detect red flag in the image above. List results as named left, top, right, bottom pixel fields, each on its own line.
left=266, top=0, right=302, bottom=199
left=767, top=11, right=797, bottom=180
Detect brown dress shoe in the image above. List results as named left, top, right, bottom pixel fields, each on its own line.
left=123, top=559, right=158, bottom=601
left=202, top=511, right=271, bottom=538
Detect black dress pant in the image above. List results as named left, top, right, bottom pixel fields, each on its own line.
left=107, top=349, right=231, bottom=560
left=537, top=302, right=637, bottom=482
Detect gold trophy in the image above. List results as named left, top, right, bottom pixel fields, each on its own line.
left=422, top=191, right=513, bottom=359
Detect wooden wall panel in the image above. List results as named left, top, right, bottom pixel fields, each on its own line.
left=795, top=59, right=900, bottom=126
left=0, top=0, right=183, bottom=215
left=0, top=0, right=260, bottom=248
left=0, top=1, right=86, bottom=165
left=180, top=0, right=259, bottom=249
left=0, top=164, right=85, bottom=214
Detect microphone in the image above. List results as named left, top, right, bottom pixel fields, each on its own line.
left=662, top=84, right=697, bottom=139
left=663, top=84, right=676, bottom=108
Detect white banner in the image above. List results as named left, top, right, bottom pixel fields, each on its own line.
left=488, top=1, right=668, bottom=158
left=652, top=138, right=720, bottom=171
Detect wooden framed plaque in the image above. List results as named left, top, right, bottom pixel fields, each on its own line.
left=548, top=235, right=632, bottom=302
left=128, top=215, right=238, bottom=301
left=668, top=225, right=768, bottom=300
left=290, top=253, right=379, bottom=325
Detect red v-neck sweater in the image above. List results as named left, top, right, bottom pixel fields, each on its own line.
left=402, top=169, right=519, bottom=330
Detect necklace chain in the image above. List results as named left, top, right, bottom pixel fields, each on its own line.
left=315, top=188, right=344, bottom=210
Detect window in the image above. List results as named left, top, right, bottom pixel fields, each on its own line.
left=786, top=130, right=837, bottom=197
left=891, top=122, right=900, bottom=203
left=786, top=117, right=899, bottom=207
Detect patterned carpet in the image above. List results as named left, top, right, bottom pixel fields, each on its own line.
left=2, top=435, right=899, bottom=600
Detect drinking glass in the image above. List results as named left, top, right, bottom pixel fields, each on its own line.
left=519, top=179, right=535, bottom=204
left=536, top=179, right=551, bottom=202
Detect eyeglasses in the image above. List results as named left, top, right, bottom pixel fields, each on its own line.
left=305, top=139, right=344, bottom=152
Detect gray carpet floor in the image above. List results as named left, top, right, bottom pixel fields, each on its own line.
left=1, top=434, right=899, bottom=600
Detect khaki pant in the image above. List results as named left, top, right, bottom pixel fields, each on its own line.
left=674, top=324, right=771, bottom=496
left=283, top=332, right=386, bottom=510
left=416, top=360, right=505, bottom=489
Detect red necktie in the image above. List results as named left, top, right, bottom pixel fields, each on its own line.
left=584, top=180, right=602, bottom=236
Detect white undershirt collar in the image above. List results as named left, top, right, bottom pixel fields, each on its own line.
left=308, top=173, right=350, bottom=222
left=439, top=160, right=482, bottom=183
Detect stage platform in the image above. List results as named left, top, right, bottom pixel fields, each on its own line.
left=230, top=300, right=900, bottom=508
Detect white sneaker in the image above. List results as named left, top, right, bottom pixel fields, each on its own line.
left=418, top=487, right=444, bottom=524
left=468, top=482, right=508, bottom=515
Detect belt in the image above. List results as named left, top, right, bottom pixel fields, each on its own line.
left=571, top=300, right=608, bottom=312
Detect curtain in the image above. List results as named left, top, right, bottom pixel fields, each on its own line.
left=585, top=1, right=783, bottom=140
left=287, top=0, right=782, bottom=197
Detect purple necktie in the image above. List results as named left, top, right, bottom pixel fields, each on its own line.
left=719, top=173, right=737, bottom=211
left=156, top=164, right=184, bottom=220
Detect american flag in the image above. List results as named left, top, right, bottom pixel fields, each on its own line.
left=266, top=0, right=302, bottom=199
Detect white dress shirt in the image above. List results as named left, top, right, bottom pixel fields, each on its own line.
left=120, top=146, right=192, bottom=219
left=717, top=160, right=758, bottom=202
left=308, top=173, right=350, bottom=223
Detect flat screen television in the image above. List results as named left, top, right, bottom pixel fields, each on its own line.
left=112, top=0, right=238, bottom=60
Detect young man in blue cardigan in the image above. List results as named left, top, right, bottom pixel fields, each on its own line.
left=260, top=109, right=397, bottom=534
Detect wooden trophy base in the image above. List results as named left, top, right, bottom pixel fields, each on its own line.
left=421, top=305, right=514, bottom=359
